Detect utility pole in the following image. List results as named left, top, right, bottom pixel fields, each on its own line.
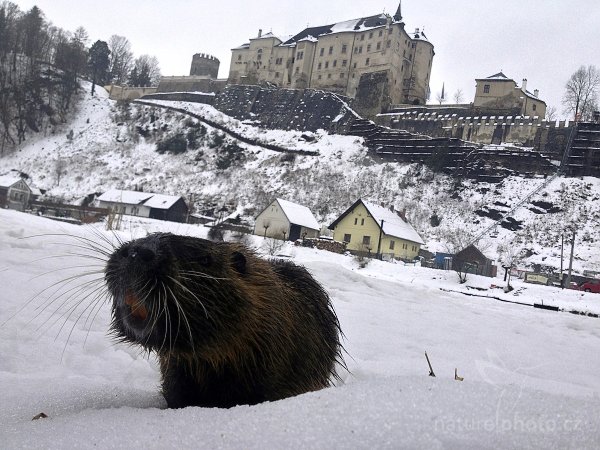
left=376, top=219, right=384, bottom=260
left=565, top=229, right=576, bottom=288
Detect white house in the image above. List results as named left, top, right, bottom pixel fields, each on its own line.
left=96, top=189, right=189, bottom=223
left=0, top=175, right=32, bottom=211
left=254, top=198, right=320, bottom=241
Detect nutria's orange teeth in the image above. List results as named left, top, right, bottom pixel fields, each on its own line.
left=125, top=291, right=148, bottom=321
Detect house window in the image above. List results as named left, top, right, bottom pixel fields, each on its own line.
left=362, top=236, right=371, bottom=246
left=402, top=243, right=408, bottom=250
left=389, top=240, right=395, bottom=250
left=343, top=234, right=351, bottom=243
left=257, top=49, right=262, bottom=61
left=342, top=59, right=347, bottom=67
left=354, top=218, right=358, bottom=225
left=342, top=44, right=348, bottom=54
left=483, top=84, right=490, bottom=93
left=361, top=218, right=365, bottom=225
left=329, top=46, right=333, bottom=55
left=132, top=206, right=139, bottom=215
left=533, top=104, right=537, bottom=111
left=320, top=48, right=324, bottom=56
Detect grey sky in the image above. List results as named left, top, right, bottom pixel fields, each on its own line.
left=14, top=0, right=600, bottom=118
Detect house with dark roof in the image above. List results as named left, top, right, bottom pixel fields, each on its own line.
left=254, top=198, right=320, bottom=241
left=0, top=175, right=32, bottom=211
left=474, top=72, right=546, bottom=117
left=96, top=189, right=188, bottom=223
left=453, top=244, right=497, bottom=278
left=228, top=3, right=434, bottom=107
left=328, top=198, right=424, bottom=260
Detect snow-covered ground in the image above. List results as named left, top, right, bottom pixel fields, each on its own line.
left=2, top=209, right=600, bottom=449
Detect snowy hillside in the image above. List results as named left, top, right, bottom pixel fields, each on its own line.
left=1, top=82, right=599, bottom=275
left=2, top=210, right=600, bottom=448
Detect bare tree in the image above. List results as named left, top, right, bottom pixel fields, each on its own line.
left=562, top=65, right=600, bottom=121
left=453, top=88, right=464, bottom=103
left=545, top=105, right=558, bottom=121
left=108, top=35, right=133, bottom=85
left=435, top=91, right=446, bottom=105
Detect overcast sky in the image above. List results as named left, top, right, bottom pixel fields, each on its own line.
left=13, top=0, right=600, bottom=118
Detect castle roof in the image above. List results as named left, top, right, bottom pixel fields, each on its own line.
left=282, top=13, right=392, bottom=45
left=479, top=72, right=511, bottom=81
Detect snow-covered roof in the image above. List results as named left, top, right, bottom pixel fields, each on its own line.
left=276, top=198, right=320, bottom=231
left=0, top=175, right=23, bottom=188
left=97, top=189, right=153, bottom=205
left=361, top=201, right=424, bottom=245
left=96, top=189, right=183, bottom=210
left=283, top=13, right=392, bottom=45
left=142, top=193, right=182, bottom=210
left=484, top=72, right=511, bottom=80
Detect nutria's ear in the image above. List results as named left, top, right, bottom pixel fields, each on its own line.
left=231, top=251, right=247, bottom=274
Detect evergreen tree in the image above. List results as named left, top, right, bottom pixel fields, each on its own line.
left=88, top=39, right=110, bottom=96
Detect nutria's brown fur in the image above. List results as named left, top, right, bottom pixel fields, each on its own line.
left=105, top=232, right=344, bottom=408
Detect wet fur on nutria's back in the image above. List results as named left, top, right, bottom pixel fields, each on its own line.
left=105, top=232, right=344, bottom=408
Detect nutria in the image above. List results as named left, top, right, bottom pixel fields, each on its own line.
left=105, top=232, right=344, bottom=408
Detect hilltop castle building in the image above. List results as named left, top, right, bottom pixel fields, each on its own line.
left=228, top=4, right=434, bottom=106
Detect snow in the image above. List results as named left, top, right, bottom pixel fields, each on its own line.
left=2, top=209, right=600, bottom=448
left=97, top=188, right=153, bottom=205
left=276, top=198, right=320, bottom=231
left=362, top=200, right=425, bottom=245
left=0, top=174, right=22, bottom=187
left=142, top=194, right=184, bottom=210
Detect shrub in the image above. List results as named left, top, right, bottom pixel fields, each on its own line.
left=156, top=134, right=188, bottom=154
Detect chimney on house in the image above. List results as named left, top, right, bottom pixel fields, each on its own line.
left=521, top=78, right=527, bottom=92
left=390, top=205, right=395, bottom=213
left=534, top=89, right=539, bottom=98
left=258, top=29, right=262, bottom=38
left=397, top=208, right=407, bottom=221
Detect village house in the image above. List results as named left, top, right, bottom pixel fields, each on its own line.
left=474, top=72, right=546, bottom=117
left=254, top=198, right=320, bottom=241
left=229, top=3, right=434, bottom=106
left=0, top=175, right=32, bottom=211
left=453, top=244, right=497, bottom=278
left=328, top=198, right=424, bottom=260
left=96, top=189, right=188, bottom=223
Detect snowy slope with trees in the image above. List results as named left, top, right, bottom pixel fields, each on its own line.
left=1, top=210, right=600, bottom=448
left=1, top=83, right=599, bottom=276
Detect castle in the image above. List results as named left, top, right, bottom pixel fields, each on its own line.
left=228, top=3, right=434, bottom=106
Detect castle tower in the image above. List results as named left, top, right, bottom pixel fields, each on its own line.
left=393, top=1, right=403, bottom=22
left=190, top=53, right=220, bottom=78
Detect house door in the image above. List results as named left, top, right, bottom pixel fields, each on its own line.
left=289, top=224, right=301, bottom=241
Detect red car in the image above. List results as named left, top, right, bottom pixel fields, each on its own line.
left=580, top=279, right=600, bottom=293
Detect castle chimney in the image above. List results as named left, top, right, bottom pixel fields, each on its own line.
left=534, top=89, right=539, bottom=98
left=258, top=29, right=262, bottom=38
left=521, top=78, right=527, bottom=92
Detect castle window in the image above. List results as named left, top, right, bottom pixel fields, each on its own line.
left=365, top=58, right=370, bottom=66
left=369, top=32, right=373, bottom=39
left=295, top=67, right=299, bottom=74
left=359, top=46, right=363, bottom=53
left=318, top=74, right=322, bottom=80
left=342, top=59, right=347, bottom=67
left=354, top=47, right=359, bottom=54
left=483, top=84, right=490, bottom=93
left=329, top=46, right=333, bottom=55
left=320, top=48, right=324, bottom=56
left=318, top=62, right=322, bottom=70
left=333, top=60, right=337, bottom=67
left=325, top=61, right=329, bottom=69
left=297, top=51, right=304, bottom=60
left=257, top=49, right=262, bottom=61
left=367, top=44, right=371, bottom=52
left=237, top=55, right=242, bottom=61
left=353, top=62, right=357, bottom=68
left=327, top=73, right=332, bottom=79
left=377, top=42, right=381, bottom=50
left=379, top=30, right=383, bottom=37
left=340, top=73, right=344, bottom=79
left=275, top=72, right=280, bottom=78
left=360, top=34, right=365, bottom=41
left=387, top=40, right=391, bottom=48
left=342, top=44, right=347, bottom=54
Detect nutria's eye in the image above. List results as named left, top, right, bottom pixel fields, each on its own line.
left=231, top=251, right=247, bottom=274
left=200, top=254, right=212, bottom=266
